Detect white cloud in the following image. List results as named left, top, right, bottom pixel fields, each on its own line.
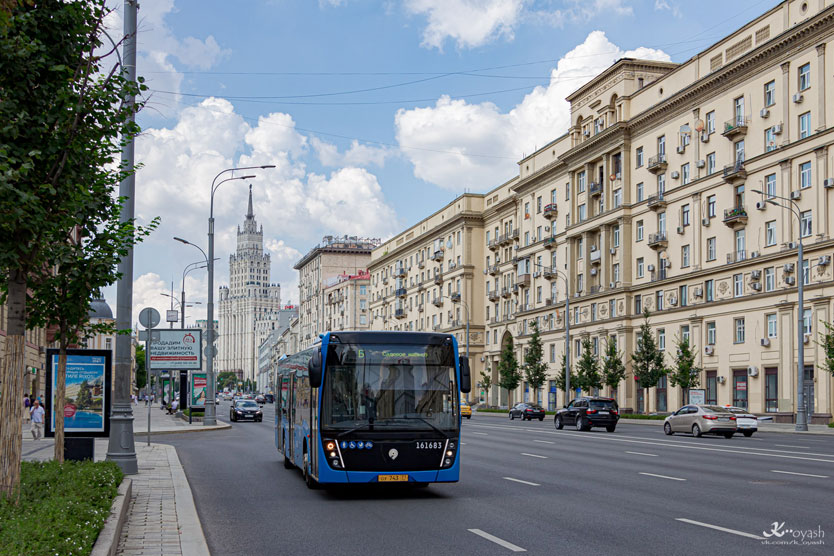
left=394, top=31, right=670, bottom=191
left=654, top=0, right=682, bottom=18
left=311, top=137, right=392, bottom=168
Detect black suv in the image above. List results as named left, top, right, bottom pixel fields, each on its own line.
left=555, top=397, right=619, bottom=432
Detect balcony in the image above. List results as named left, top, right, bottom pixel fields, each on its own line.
left=648, top=231, right=668, bottom=249
left=543, top=267, right=557, bottom=280
left=395, top=308, right=406, bottom=319
left=491, top=316, right=500, bottom=325
left=726, top=250, right=747, bottom=264
left=511, top=229, right=519, bottom=242
left=394, top=266, right=407, bottom=278
left=512, top=284, right=520, bottom=295
left=430, top=250, right=444, bottom=262
left=723, top=206, right=748, bottom=229
left=543, top=203, right=557, bottom=219
left=590, top=249, right=602, bottom=264
left=432, top=296, right=443, bottom=307
left=543, top=236, right=557, bottom=249
left=502, top=287, right=512, bottom=298
left=589, top=285, right=602, bottom=294
left=433, top=272, right=443, bottom=285
left=647, top=194, right=667, bottom=211
left=589, top=182, right=603, bottom=196
left=382, top=276, right=389, bottom=285
left=418, top=260, right=425, bottom=269
left=723, top=160, right=747, bottom=183
left=647, top=153, right=667, bottom=174
left=450, top=292, right=461, bottom=302
left=395, top=287, right=407, bottom=298
left=418, top=304, right=424, bottom=313
left=488, top=264, right=499, bottom=276
left=499, top=233, right=511, bottom=246
left=488, top=239, right=499, bottom=251
left=517, top=273, right=531, bottom=288
left=488, top=290, right=500, bottom=302
left=722, top=116, right=749, bottom=139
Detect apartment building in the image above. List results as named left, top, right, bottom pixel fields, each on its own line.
left=294, top=236, right=380, bottom=349
left=380, top=0, right=834, bottom=422
left=323, top=271, right=371, bottom=332
left=367, top=194, right=487, bottom=398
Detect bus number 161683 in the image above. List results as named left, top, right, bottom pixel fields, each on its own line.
left=415, top=441, right=443, bottom=450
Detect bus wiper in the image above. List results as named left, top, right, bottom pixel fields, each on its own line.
left=336, top=418, right=374, bottom=438
left=385, top=416, right=449, bottom=439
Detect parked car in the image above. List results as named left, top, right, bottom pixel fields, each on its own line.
left=509, top=402, right=546, bottom=421
left=554, top=397, right=619, bottom=432
left=724, top=406, right=758, bottom=437
left=255, top=394, right=266, bottom=405
left=664, top=405, right=737, bottom=438
left=460, top=401, right=472, bottom=419
left=230, top=400, right=263, bottom=422
left=264, top=394, right=275, bottom=404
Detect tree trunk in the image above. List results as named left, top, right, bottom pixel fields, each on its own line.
left=0, top=271, right=27, bottom=498
left=53, top=346, right=67, bottom=464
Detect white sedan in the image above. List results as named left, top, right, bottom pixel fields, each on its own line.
left=724, top=406, right=758, bottom=437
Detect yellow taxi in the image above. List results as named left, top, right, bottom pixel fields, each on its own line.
left=460, top=400, right=472, bottom=419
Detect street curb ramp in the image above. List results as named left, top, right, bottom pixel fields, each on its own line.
left=90, top=478, right=131, bottom=556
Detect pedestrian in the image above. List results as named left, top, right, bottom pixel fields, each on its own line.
left=37, top=394, right=43, bottom=406
left=144, top=393, right=149, bottom=406
left=23, top=395, right=31, bottom=423
left=29, top=399, right=45, bottom=441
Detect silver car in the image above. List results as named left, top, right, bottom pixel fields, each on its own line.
left=664, top=405, right=737, bottom=438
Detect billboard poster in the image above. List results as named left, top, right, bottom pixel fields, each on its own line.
left=689, top=389, right=706, bottom=405
left=45, top=349, right=112, bottom=438
left=148, top=329, right=202, bottom=370
left=190, top=372, right=207, bottom=408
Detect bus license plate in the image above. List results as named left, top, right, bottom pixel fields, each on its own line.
left=378, top=475, right=408, bottom=482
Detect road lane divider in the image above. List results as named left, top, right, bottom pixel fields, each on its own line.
left=675, top=518, right=764, bottom=540
left=533, top=440, right=554, bottom=444
left=770, top=470, right=829, bottom=478
left=520, top=453, right=548, bottom=459
left=503, top=477, right=540, bottom=486
left=468, top=529, right=526, bottom=552
left=774, top=444, right=809, bottom=449
left=625, top=451, right=658, bottom=457
left=639, top=472, right=686, bottom=481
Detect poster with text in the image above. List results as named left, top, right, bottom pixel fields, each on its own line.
left=190, top=372, right=207, bottom=408
left=46, top=349, right=112, bottom=438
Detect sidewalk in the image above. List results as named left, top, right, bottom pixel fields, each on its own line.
left=21, top=409, right=213, bottom=556
left=132, top=401, right=231, bottom=435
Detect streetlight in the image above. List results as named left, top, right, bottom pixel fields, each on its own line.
left=203, top=165, right=275, bottom=426
left=752, top=188, right=808, bottom=431
left=159, top=293, right=201, bottom=327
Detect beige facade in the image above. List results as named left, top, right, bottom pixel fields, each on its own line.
left=323, top=272, right=371, bottom=332
left=0, top=301, right=50, bottom=397
left=367, top=194, right=487, bottom=401
left=294, top=236, right=380, bottom=349
left=376, top=0, right=834, bottom=422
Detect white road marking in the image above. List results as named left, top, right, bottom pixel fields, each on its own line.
left=770, top=470, right=829, bottom=478
left=774, top=444, right=809, bottom=449
left=471, top=432, right=488, bottom=436
left=533, top=439, right=554, bottom=444
left=639, top=472, right=686, bottom=481
left=675, top=518, right=765, bottom=540
left=625, top=451, right=658, bottom=457
left=521, top=453, right=548, bottom=459
left=468, top=529, right=526, bottom=552
left=461, top=442, right=467, bottom=446
left=503, top=477, right=540, bottom=486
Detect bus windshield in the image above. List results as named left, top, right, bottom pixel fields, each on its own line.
left=321, top=343, right=458, bottom=432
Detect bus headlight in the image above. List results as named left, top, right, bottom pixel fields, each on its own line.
left=440, top=439, right=457, bottom=469
left=324, top=439, right=345, bottom=470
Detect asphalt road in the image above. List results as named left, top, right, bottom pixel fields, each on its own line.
left=162, top=404, right=833, bottom=555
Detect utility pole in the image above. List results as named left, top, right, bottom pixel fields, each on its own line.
left=106, top=0, right=139, bottom=475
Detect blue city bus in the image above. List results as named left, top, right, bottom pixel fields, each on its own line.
left=274, top=331, right=471, bottom=488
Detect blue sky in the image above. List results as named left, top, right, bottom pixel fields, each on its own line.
left=105, top=0, right=781, bottom=325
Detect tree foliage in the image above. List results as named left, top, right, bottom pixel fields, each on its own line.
left=217, top=372, right=238, bottom=391
left=575, top=338, right=602, bottom=394
left=555, top=354, right=575, bottom=395
left=134, top=344, right=146, bottom=390
left=631, top=311, right=668, bottom=412
left=522, top=321, right=548, bottom=400
left=479, top=369, right=492, bottom=406
left=669, top=335, right=701, bottom=400
left=497, top=336, right=522, bottom=403
left=819, top=321, right=834, bottom=377
left=601, top=336, right=626, bottom=393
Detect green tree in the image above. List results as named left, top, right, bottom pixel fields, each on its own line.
left=631, top=311, right=669, bottom=413
left=601, top=336, right=626, bottom=397
left=819, top=321, right=834, bottom=377
left=479, top=369, right=492, bottom=406
left=575, top=338, right=602, bottom=395
left=522, top=321, right=548, bottom=404
left=135, top=344, right=147, bottom=390
left=669, top=335, right=701, bottom=403
left=555, top=354, right=575, bottom=401
left=0, top=0, right=147, bottom=491
left=497, top=337, right=522, bottom=406
left=75, top=380, right=92, bottom=410
left=217, top=371, right=238, bottom=391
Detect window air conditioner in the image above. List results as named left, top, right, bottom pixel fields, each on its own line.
left=716, top=375, right=726, bottom=384
left=693, top=286, right=703, bottom=298
left=793, top=93, right=804, bottom=103
left=760, top=108, right=770, bottom=118
left=671, top=171, right=680, bottom=179
left=583, top=129, right=591, bottom=137
left=751, top=270, right=761, bottom=280
left=747, top=366, right=759, bottom=377
left=609, top=282, right=617, bottom=289
left=668, top=294, right=678, bottom=306
left=771, top=124, right=782, bottom=135
left=701, top=131, right=710, bottom=143
left=761, top=338, right=770, bottom=347
left=784, top=263, right=795, bottom=272
left=702, top=217, right=710, bottom=227
left=825, top=178, right=834, bottom=189
left=647, top=264, right=655, bottom=272
left=756, top=200, right=767, bottom=210
left=676, top=226, right=684, bottom=235
left=751, top=282, right=762, bottom=291
left=590, top=268, right=598, bottom=276
left=695, top=159, right=705, bottom=168
left=704, top=346, right=715, bottom=355
left=818, top=255, right=831, bottom=266
left=676, top=146, right=685, bottom=154
left=750, top=251, right=760, bottom=258
left=610, top=247, right=617, bottom=255
left=785, top=276, right=796, bottom=285
left=804, top=333, right=811, bottom=344
left=790, top=190, right=801, bottom=200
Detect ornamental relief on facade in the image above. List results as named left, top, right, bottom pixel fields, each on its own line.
left=599, top=303, right=608, bottom=318
left=643, top=295, right=653, bottom=310
left=618, top=301, right=625, bottom=315
left=717, top=280, right=730, bottom=296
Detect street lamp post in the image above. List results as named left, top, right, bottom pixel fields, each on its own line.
left=752, top=189, right=808, bottom=431
left=450, top=294, right=470, bottom=400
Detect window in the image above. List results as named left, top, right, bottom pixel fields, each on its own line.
left=803, top=308, right=812, bottom=335
left=578, top=171, right=586, bottom=192
left=537, top=196, right=542, bottom=213
left=360, top=299, right=367, bottom=310
left=359, top=314, right=367, bottom=325
left=524, top=231, right=530, bottom=246
left=636, top=147, right=644, bottom=167
left=658, top=135, right=666, bottom=156
left=706, top=110, right=715, bottom=134
left=578, top=237, right=584, bottom=256
left=591, top=303, right=597, bottom=322
left=656, top=291, right=664, bottom=311
left=706, top=371, right=717, bottom=405
left=765, top=368, right=778, bottom=412
left=679, top=285, right=688, bottom=307
left=681, top=163, right=690, bottom=185
left=706, top=237, right=716, bottom=261
left=735, top=228, right=746, bottom=256
left=765, top=173, right=776, bottom=198
left=636, top=258, right=644, bottom=278
left=636, top=182, right=644, bottom=202
left=537, top=226, right=542, bottom=241
left=800, top=161, right=812, bottom=189
left=610, top=299, right=617, bottom=318
left=613, top=263, right=620, bottom=284
left=681, top=245, right=690, bottom=268
left=359, top=285, right=367, bottom=295
left=802, top=259, right=810, bottom=285
left=577, top=273, right=584, bottom=292
left=765, top=221, right=776, bottom=246
left=613, top=188, right=622, bottom=208
left=733, top=370, right=748, bottom=409
left=798, top=62, right=811, bottom=91
left=551, top=189, right=557, bottom=204
left=733, top=273, right=743, bottom=297
left=613, top=225, right=620, bottom=247
left=765, top=267, right=775, bottom=292
left=658, top=328, right=666, bottom=351
left=735, top=139, right=745, bottom=163
left=735, top=183, right=745, bottom=207
left=800, top=210, right=812, bottom=237
left=635, top=295, right=642, bottom=315
left=706, top=152, right=716, bottom=175
left=767, top=314, right=777, bottom=338
left=733, top=96, right=745, bottom=126
left=707, top=322, right=716, bottom=345
left=578, top=204, right=586, bottom=222
left=707, top=195, right=716, bottom=218
left=636, top=220, right=644, bottom=241
left=658, top=212, right=666, bottom=233
left=734, top=317, right=745, bottom=343
left=657, top=173, right=666, bottom=196
left=705, top=279, right=714, bottom=302
left=681, top=204, right=690, bottom=226
left=765, top=126, right=776, bottom=152
left=764, top=80, right=775, bottom=106
left=799, top=112, right=811, bottom=139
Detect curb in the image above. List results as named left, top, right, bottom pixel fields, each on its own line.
left=90, top=478, right=132, bottom=556
left=165, top=444, right=211, bottom=556
left=134, top=423, right=231, bottom=436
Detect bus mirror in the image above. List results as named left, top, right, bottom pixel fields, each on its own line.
left=308, top=349, right=323, bottom=388
left=459, top=356, right=471, bottom=393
